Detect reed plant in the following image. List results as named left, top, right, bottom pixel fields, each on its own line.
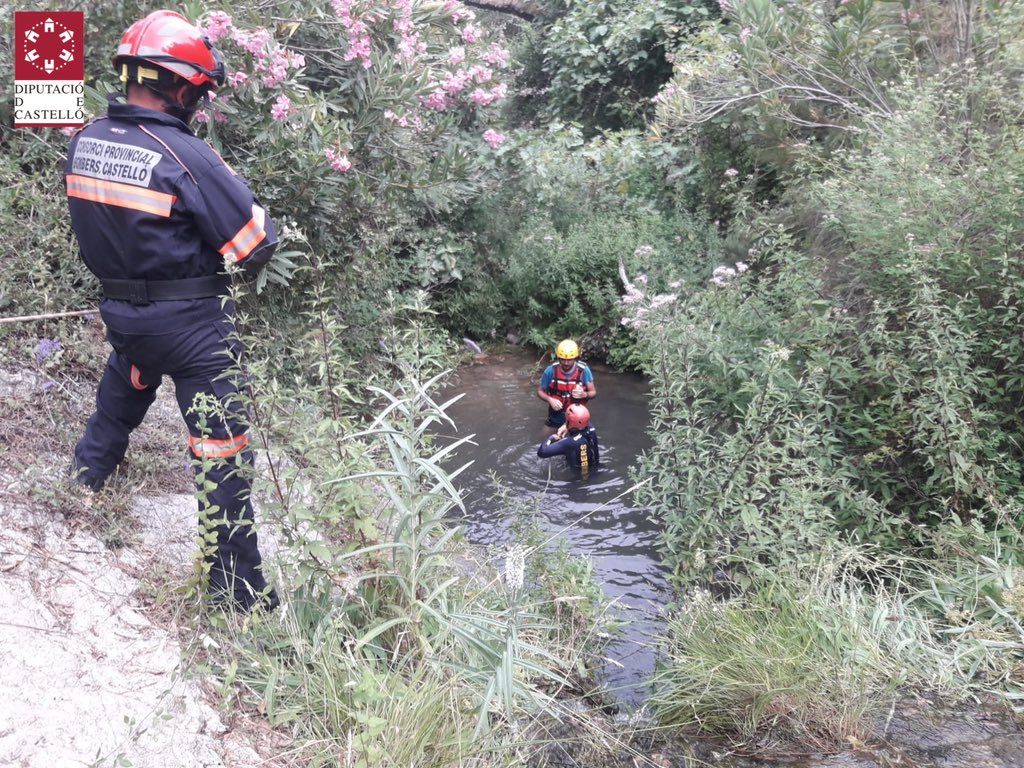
left=193, top=297, right=606, bottom=764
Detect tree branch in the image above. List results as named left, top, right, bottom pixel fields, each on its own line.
left=461, top=0, right=541, bottom=22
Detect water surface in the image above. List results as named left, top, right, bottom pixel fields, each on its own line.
left=438, top=350, right=667, bottom=704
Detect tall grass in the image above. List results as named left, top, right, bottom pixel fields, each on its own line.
left=648, top=549, right=959, bottom=749
left=195, top=320, right=612, bottom=764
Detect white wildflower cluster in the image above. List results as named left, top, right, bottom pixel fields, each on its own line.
left=689, top=585, right=713, bottom=608
left=619, top=257, right=680, bottom=330
left=709, top=261, right=749, bottom=287
left=504, top=544, right=525, bottom=591
left=763, top=340, right=792, bottom=362
left=692, top=549, right=707, bottom=570
left=279, top=218, right=308, bottom=245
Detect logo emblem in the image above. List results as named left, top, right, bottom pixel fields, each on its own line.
left=14, top=12, right=85, bottom=129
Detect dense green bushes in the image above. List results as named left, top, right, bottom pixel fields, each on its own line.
left=633, top=70, right=1024, bottom=577
left=441, top=126, right=720, bottom=356
left=627, top=0, right=1024, bottom=731
left=0, top=5, right=612, bottom=761
left=512, top=0, right=718, bottom=132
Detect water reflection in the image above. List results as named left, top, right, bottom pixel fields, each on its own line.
left=437, top=350, right=667, bottom=705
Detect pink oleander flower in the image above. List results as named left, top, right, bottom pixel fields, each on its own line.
left=345, top=35, right=373, bottom=69
left=260, top=45, right=303, bottom=87
left=469, top=88, right=493, bottom=106
left=724, top=167, right=739, bottom=177
left=398, top=35, right=425, bottom=60
left=324, top=147, right=352, bottom=172
left=467, top=64, right=493, bottom=83
left=422, top=91, right=449, bottom=111
left=490, top=82, right=508, bottom=100
left=461, top=24, right=481, bottom=43
left=60, top=126, right=77, bottom=137
left=446, top=0, right=474, bottom=23
left=204, top=11, right=233, bottom=44
left=481, top=43, right=510, bottom=67
left=194, top=109, right=210, bottom=123
left=231, top=27, right=272, bottom=59
left=442, top=69, right=472, bottom=94
left=228, top=71, right=248, bottom=88
left=448, top=46, right=466, bottom=64
left=739, top=26, right=752, bottom=42
left=213, top=110, right=227, bottom=124
left=483, top=129, right=506, bottom=149
left=270, top=93, right=292, bottom=122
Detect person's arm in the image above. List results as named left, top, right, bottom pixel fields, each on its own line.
left=536, top=385, right=561, bottom=409
left=184, top=162, right=279, bottom=274
left=537, top=368, right=563, bottom=411
left=537, top=435, right=570, bottom=459
left=583, top=366, right=596, bottom=400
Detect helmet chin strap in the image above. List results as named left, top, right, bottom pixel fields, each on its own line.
left=146, top=82, right=203, bottom=124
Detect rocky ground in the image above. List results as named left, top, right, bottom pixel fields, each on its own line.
left=0, top=492, right=267, bottom=767
left=0, top=365, right=280, bottom=768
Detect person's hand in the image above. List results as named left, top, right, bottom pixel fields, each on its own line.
left=570, top=384, right=585, bottom=400
left=549, top=397, right=563, bottom=411
left=555, top=424, right=568, bottom=439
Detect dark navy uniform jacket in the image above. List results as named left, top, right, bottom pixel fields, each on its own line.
left=65, top=97, right=277, bottom=334
left=537, top=426, right=601, bottom=472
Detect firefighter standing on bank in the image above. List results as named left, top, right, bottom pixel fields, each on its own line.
left=67, top=10, right=278, bottom=610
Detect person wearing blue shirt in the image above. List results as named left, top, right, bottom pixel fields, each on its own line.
left=536, top=338, right=597, bottom=429
left=537, top=404, right=600, bottom=474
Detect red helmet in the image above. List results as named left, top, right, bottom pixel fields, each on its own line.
left=114, top=11, right=225, bottom=90
left=566, top=403, right=590, bottom=431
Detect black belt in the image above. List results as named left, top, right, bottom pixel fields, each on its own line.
left=100, top=274, right=231, bottom=305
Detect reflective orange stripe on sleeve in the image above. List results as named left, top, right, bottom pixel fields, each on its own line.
left=188, top=433, right=250, bottom=458
left=66, top=175, right=176, bottom=217
left=218, top=205, right=267, bottom=263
